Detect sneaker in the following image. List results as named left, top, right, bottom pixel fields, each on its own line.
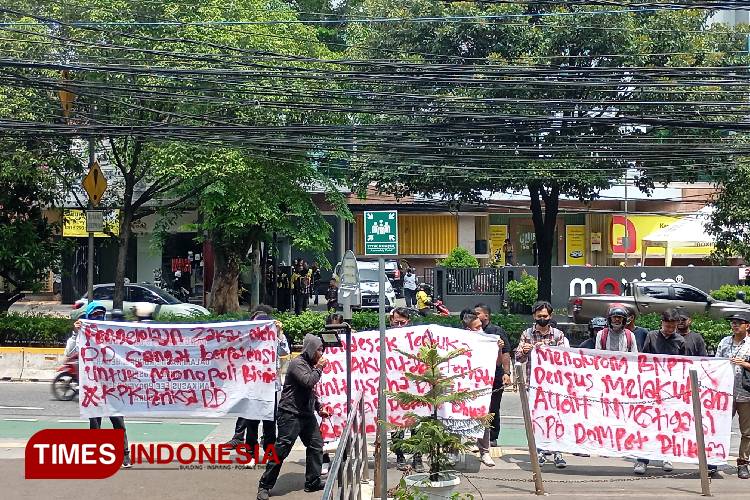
left=537, top=452, right=547, bottom=466
left=489, top=440, right=498, bottom=447
left=553, top=453, right=566, bottom=469
left=321, top=461, right=330, bottom=476
left=662, top=460, right=673, bottom=472
left=244, top=457, right=256, bottom=469
left=738, top=464, right=749, bottom=479
left=634, top=461, right=647, bottom=475
left=224, top=437, right=243, bottom=448
left=304, top=482, right=325, bottom=493
left=480, top=452, right=496, bottom=467
left=412, top=457, right=425, bottom=473
left=121, top=455, right=132, bottom=469
left=256, top=488, right=270, bottom=500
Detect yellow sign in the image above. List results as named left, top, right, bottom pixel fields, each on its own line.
left=82, top=162, right=107, bottom=206
left=489, top=225, right=508, bottom=266
left=63, top=209, right=119, bottom=238
left=610, top=215, right=713, bottom=257
left=565, top=225, right=586, bottom=265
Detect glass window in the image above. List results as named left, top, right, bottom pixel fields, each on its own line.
left=638, top=285, right=670, bottom=300
left=673, top=286, right=707, bottom=303
left=92, top=286, right=114, bottom=300
left=128, top=286, right=161, bottom=304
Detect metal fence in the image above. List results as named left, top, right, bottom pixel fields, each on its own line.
left=321, top=394, right=369, bottom=500
left=444, top=268, right=505, bottom=296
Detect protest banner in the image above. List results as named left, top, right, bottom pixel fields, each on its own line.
left=529, top=346, right=734, bottom=464
left=77, top=320, right=278, bottom=419
left=318, top=325, right=499, bottom=441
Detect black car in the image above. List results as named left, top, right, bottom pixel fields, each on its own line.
left=357, top=258, right=404, bottom=297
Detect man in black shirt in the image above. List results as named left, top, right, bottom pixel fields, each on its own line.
left=675, top=308, right=708, bottom=357
left=474, top=304, right=511, bottom=450
left=625, top=307, right=651, bottom=352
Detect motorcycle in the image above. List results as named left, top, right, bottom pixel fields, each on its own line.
left=51, top=351, right=79, bottom=401
left=432, top=297, right=450, bottom=316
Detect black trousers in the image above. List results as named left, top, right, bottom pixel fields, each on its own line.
left=259, top=411, right=323, bottom=491
left=294, top=292, right=308, bottom=315
left=89, top=416, right=129, bottom=457
left=489, top=386, right=504, bottom=442
left=403, top=289, right=416, bottom=308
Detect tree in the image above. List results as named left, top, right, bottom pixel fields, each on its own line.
left=343, top=2, right=748, bottom=300
left=707, top=159, right=750, bottom=263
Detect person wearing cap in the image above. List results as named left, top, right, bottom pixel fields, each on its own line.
left=635, top=308, right=685, bottom=475
left=715, top=311, right=750, bottom=479
left=675, top=309, right=708, bottom=357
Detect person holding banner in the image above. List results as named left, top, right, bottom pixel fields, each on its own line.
left=634, top=308, right=685, bottom=475
left=515, top=301, right=569, bottom=469
left=716, top=311, right=750, bottom=479
left=257, top=334, right=330, bottom=500
left=594, top=304, right=638, bottom=353
left=675, top=309, right=708, bottom=357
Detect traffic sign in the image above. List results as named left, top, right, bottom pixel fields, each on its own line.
left=364, top=210, right=398, bottom=255
left=82, top=161, right=107, bottom=207
left=85, top=210, right=103, bottom=233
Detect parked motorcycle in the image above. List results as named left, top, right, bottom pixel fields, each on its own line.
left=52, top=351, right=79, bottom=401
left=432, top=297, right=450, bottom=316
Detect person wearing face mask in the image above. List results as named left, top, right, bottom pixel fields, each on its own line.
left=516, top=301, right=569, bottom=469
left=675, top=308, right=708, bottom=357
left=462, top=312, right=506, bottom=468
left=634, top=308, right=685, bottom=476
left=595, top=304, right=637, bottom=353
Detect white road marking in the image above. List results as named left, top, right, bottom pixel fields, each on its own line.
left=179, top=422, right=219, bottom=425
left=0, top=406, right=44, bottom=410
left=57, top=419, right=87, bottom=423
left=126, top=421, right=163, bottom=424
left=3, top=418, right=38, bottom=422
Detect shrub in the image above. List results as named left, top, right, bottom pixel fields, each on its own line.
left=438, top=247, right=479, bottom=269
left=708, top=284, right=750, bottom=302
left=0, top=313, right=73, bottom=346
left=506, top=273, right=538, bottom=307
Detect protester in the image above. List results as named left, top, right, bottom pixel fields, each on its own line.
left=325, top=278, right=338, bottom=312
left=474, top=304, right=511, bottom=450
left=515, top=301, right=569, bottom=468
left=715, top=311, right=750, bottom=479
left=310, top=262, right=321, bottom=305
left=403, top=268, right=418, bottom=308
left=595, top=304, right=637, bottom=353
left=625, top=307, right=650, bottom=352
left=292, top=263, right=310, bottom=315
left=388, top=308, right=423, bottom=471
left=676, top=309, right=708, bottom=357
left=257, top=334, right=330, bottom=499
left=579, top=317, right=606, bottom=350
left=634, top=308, right=685, bottom=475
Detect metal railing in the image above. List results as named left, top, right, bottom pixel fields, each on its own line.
left=321, top=394, right=369, bottom=500
left=444, top=267, right=505, bottom=296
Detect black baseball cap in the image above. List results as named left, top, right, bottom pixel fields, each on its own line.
left=726, top=311, right=750, bottom=323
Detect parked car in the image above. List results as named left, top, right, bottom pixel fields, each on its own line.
left=568, top=280, right=750, bottom=324
left=333, top=260, right=397, bottom=310
left=71, top=283, right=210, bottom=319
left=357, top=258, right=404, bottom=297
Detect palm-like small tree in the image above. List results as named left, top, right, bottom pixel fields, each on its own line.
left=387, top=340, right=492, bottom=482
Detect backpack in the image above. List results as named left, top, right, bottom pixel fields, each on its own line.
left=599, top=327, right=634, bottom=351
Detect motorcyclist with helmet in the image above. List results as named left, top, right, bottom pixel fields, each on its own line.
left=595, top=303, right=638, bottom=353
left=579, top=316, right=607, bottom=350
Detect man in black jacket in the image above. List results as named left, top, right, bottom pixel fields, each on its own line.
left=257, top=334, right=330, bottom=500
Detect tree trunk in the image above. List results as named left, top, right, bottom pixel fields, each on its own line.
left=0, top=292, right=23, bottom=313
left=211, top=244, right=241, bottom=314
left=113, top=211, right=132, bottom=309
left=250, top=242, right=260, bottom=310
left=528, top=182, right=560, bottom=302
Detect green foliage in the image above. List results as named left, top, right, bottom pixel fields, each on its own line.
left=506, top=273, right=538, bottom=307
left=634, top=313, right=730, bottom=349
left=707, top=161, right=750, bottom=263
left=708, top=284, right=750, bottom=302
left=0, top=314, right=73, bottom=346
left=387, top=341, right=490, bottom=479
left=438, top=247, right=480, bottom=269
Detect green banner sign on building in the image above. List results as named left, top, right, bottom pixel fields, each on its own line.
left=364, top=210, right=398, bottom=255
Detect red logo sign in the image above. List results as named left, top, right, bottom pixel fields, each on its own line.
left=25, top=429, right=124, bottom=479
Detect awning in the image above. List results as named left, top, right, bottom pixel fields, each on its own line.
left=640, top=207, right=714, bottom=266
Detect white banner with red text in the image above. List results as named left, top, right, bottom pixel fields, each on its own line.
left=318, top=325, right=499, bottom=441
left=77, top=320, right=278, bottom=419
left=528, top=346, right=734, bottom=465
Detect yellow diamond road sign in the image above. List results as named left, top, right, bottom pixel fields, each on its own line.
left=82, top=162, right=107, bottom=206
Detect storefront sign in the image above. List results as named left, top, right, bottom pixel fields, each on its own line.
left=490, top=225, right=508, bottom=265
left=565, top=225, right=586, bottom=265
left=610, top=215, right=714, bottom=257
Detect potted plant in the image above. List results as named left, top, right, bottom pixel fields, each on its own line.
left=506, top=272, right=537, bottom=314
left=388, top=341, right=491, bottom=500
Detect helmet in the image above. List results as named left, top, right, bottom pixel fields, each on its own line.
left=83, top=301, right=107, bottom=320
left=606, top=303, right=629, bottom=328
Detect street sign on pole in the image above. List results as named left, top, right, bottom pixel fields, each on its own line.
left=364, top=210, right=398, bottom=255
left=82, top=161, right=107, bottom=207
left=85, top=210, right=104, bottom=233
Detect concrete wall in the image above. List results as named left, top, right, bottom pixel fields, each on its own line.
left=136, top=235, right=162, bottom=283
left=457, top=215, right=476, bottom=254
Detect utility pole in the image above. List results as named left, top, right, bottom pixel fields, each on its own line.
left=87, top=138, right=95, bottom=302
left=623, top=173, right=629, bottom=266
